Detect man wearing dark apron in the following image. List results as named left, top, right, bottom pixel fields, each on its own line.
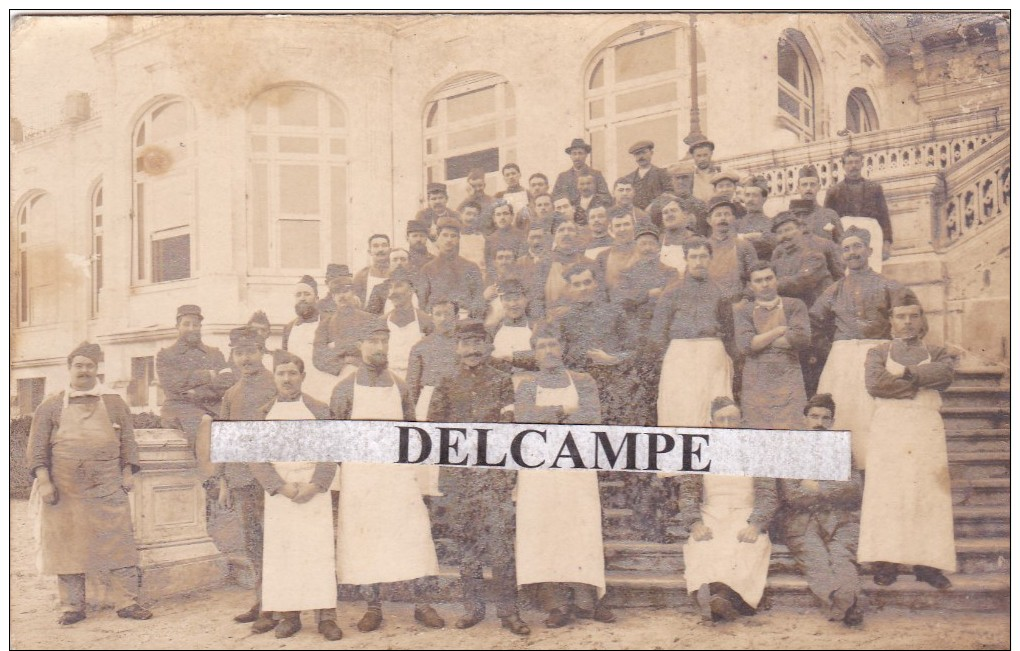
left=26, top=342, right=152, bottom=625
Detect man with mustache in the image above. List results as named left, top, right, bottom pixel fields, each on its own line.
left=824, top=149, right=893, bottom=265
left=525, top=216, right=588, bottom=320
left=281, top=276, right=337, bottom=403
left=250, top=351, right=341, bottom=640
left=622, top=140, right=670, bottom=211
left=575, top=172, right=609, bottom=215
left=313, top=264, right=376, bottom=382
left=353, top=234, right=392, bottom=309
left=456, top=168, right=495, bottom=216
left=658, top=194, right=704, bottom=274
left=494, top=163, right=529, bottom=217
left=330, top=319, right=444, bottom=633
left=384, top=267, right=432, bottom=381
left=611, top=177, right=648, bottom=222
left=317, top=264, right=352, bottom=315
left=415, top=182, right=461, bottom=243
left=705, top=195, right=759, bottom=303
left=594, top=208, right=639, bottom=293
left=860, top=295, right=957, bottom=590
left=687, top=135, right=722, bottom=204
left=406, top=220, right=435, bottom=274
left=514, top=323, right=613, bottom=628
left=553, top=138, right=610, bottom=206
left=427, top=319, right=530, bottom=636
left=777, top=393, right=864, bottom=628
left=514, top=173, right=552, bottom=231
left=770, top=212, right=837, bottom=395
left=27, top=342, right=151, bottom=625
left=810, top=227, right=916, bottom=470
left=420, top=216, right=486, bottom=319
left=488, top=278, right=538, bottom=380
left=156, top=304, right=233, bottom=450
left=365, top=248, right=423, bottom=316
left=791, top=165, right=844, bottom=243
left=458, top=201, right=487, bottom=271
left=484, top=199, right=527, bottom=279
left=736, top=176, right=777, bottom=260
left=582, top=199, right=615, bottom=259
left=406, top=297, right=461, bottom=422
left=482, top=243, right=521, bottom=329
left=514, top=220, right=550, bottom=313
left=217, top=326, right=279, bottom=630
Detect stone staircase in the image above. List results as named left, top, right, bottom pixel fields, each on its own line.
left=596, top=363, right=1010, bottom=612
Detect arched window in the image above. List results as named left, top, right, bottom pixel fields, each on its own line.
left=90, top=182, right=103, bottom=317
left=846, top=87, right=879, bottom=134
left=423, top=73, right=516, bottom=204
left=132, top=98, right=196, bottom=283
left=777, top=31, right=817, bottom=141
left=15, top=192, right=58, bottom=325
left=248, top=84, right=349, bottom=270
left=585, top=24, right=705, bottom=181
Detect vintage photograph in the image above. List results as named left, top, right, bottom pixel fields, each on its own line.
left=9, top=11, right=1010, bottom=649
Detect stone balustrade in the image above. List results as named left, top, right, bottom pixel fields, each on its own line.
left=939, top=132, right=1010, bottom=249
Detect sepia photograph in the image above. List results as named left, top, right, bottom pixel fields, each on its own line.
left=9, top=10, right=1010, bottom=649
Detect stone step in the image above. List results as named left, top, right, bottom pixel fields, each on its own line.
left=949, top=367, right=1007, bottom=387
left=603, top=538, right=1010, bottom=575
left=942, top=385, right=1011, bottom=408
left=952, top=477, right=1010, bottom=505
left=948, top=450, right=1011, bottom=479
left=601, top=571, right=1010, bottom=611
left=941, top=407, right=1011, bottom=431
left=946, top=428, right=1010, bottom=453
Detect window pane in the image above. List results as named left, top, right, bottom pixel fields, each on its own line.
left=426, top=103, right=439, bottom=128
left=331, top=138, right=346, bottom=156
left=30, top=194, right=57, bottom=243
left=447, top=86, right=496, bottom=122
left=445, top=147, right=499, bottom=180
left=279, top=136, right=319, bottom=154
left=251, top=163, right=269, bottom=267
left=590, top=129, right=605, bottom=172
left=30, top=283, right=58, bottom=324
left=614, top=115, right=677, bottom=175
left=589, top=99, right=604, bottom=120
left=329, top=99, right=345, bottom=128
left=251, top=135, right=267, bottom=153
left=279, top=165, right=320, bottom=214
left=19, top=251, right=28, bottom=322
left=277, top=88, right=319, bottom=127
left=589, top=60, right=604, bottom=89
left=145, top=173, right=193, bottom=232
left=94, top=188, right=103, bottom=208
left=778, top=88, right=800, bottom=119
left=505, top=118, right=516, bottom=138
left=847, top=97, right=861, bottom=133
left=151, top=102, right=188, bottom=142
left=447, top=122, right=497, bottom=150
left=279, top=220, right=320, bottom=269
left=615, top=83, right=677, bottom=113
left=615, top=32, right=676, bottom=83
left=331, top=166, right=348, bottom=264
left=152, top=234, right=190, bottom=282
left=778, top=39, right=800, bottom=88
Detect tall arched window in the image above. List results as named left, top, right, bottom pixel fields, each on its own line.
left=585, top=24, right=705, bottom=181
left=777, top=31, right=818, bottom=141
left=15, top=192, right=58, bottom=325
left=248, top=84, right=349, bottom=270
left=132, top=98, right=196, bottom=283
left=846, top=87, right=879, bottom=134
left=90, top=182, right=103, bottom=317
left=423, top=73, right=516, bottom=204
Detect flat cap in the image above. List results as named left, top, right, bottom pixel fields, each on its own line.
left=628, top=140, right=655, bottom=155
left=686, top=135, right=715, bottom=153
left=710, top=170, right=742, bottom=186
left=771, top=211, right=802, bottom=232
left=634, top=221, right=661, bottom=240
left=707, top=195, right=739, bottom=215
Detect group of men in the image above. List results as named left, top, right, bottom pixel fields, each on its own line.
left=27, top=134, right=958, bottom=638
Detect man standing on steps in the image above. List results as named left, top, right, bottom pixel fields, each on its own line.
left=622, top=140, right=671, bottom=211
left=824, top=148, right=893, bottom=266
left=281, top=275, right=337, bottom=404
left=553, top=137, right=610, bottom=205
left=353, top=234, right=392, bottom=309
left=427, top=319, right=531, bottom=637
left=810, top=226, right=916, bottom=469
left=419, top=216, right=486, bottom=319
left=790, top=165, right=844, bottom=243
left=777, top=393, right=864, bottom=628
left=859, top=295, right=958, bottom=590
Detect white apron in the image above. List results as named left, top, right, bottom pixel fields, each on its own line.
left=841, top=216, right=884, bottom=273
left=682, top=475, right=772, bottom=607
left=515, top=374, right=606, bottom=597
left=484, top=295, right=505, bottom=330
left=413, top=387, right=443, bottom=497
left=658, top=338, right=732, bottom=427
left=261, top=399, right=338, bottom=611
left=660, top=245, right=687, bottom=274
left=858, top=353, right=956, bottom=572
left=387, top=312, right=424, bottom=381
left=493, top=324, right=534, bottom=391
left=365, top=273, right=387, bottom=309
left=336, top=378, right=439, bottom=585
left=287, top=320, right=340, bottom=404
left=816, top=339, right=883, bottom=469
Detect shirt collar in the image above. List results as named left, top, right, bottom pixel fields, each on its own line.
left=754, top=296, right=783, bottom=311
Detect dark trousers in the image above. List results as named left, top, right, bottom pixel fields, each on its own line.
left=230, top=485, right=267, bottom=612
left=58, top=567, right=139, bottom=612
left=783, top=510, right=861, bottom=619
left=360, top=580, right=434, bottom=609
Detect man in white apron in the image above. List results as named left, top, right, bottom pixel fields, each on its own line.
left=860, top=297, right=957, bottom=589
left=354, top=233, right=392, bottom=309
left=26, top=342, right=152, bottom=625
left=657, top=195, right=702, bottom=274
left=513, top=323, right=614, bottom=628
left=810, top=227, right=916, bottom=469
left=365, top=249, right=423, bottom=316
left=649, top=236, right=734, bottom=429
left=777, top=394, right=864, bottom=627
left=281, top=275, right=337, bottom=404
left=458, top=201, right=487, bottom=271
left=427, top=320, right=530, bottom=636
left=679, top=397, right=776, bottom=622
left=250, top=351, right=342, bottom=640
left=329, top=319, right=445, bottom=632
left=824, top=148, right=893, bottom=270
left=705, top=195, right=759, bottom=303
left=384, top=267, right=432, bottom=381
left=488, top=278, right=537, bottom=384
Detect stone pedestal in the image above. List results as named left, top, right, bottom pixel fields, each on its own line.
left=132, top=428, right=228, bottom=599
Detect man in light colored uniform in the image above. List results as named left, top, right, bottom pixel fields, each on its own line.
left=353, top=234, right=392, bottom=308
left=282, top=275, right=337, bottom=404
left=383, top=267, right=432, bottom=381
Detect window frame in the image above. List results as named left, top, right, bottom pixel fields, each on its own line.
left=14, top=191, right=59, bottom=327
left=776, top=33, right=817, bottom=142
left=90, top=182, right=103, bottom=318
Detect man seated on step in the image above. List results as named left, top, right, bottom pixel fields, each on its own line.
left=678, top=396, right=777, bottom=623
left=776, top=393, right=864, bottom=628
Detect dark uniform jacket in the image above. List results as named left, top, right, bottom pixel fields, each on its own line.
left=156, top=340, right=233, bottom=415
left=623, top=165, right=672, bottom=210
left=218, top=368, right=278, bottom=488
left=824, top=178, right=892, bottom=243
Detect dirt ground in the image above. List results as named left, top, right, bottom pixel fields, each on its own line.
left=9, top=499, right=1009, bottom=650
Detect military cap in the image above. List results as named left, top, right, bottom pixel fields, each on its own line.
left=326, top=263, right=352, bottom=280
left=229, top=326, right=263, bottom=349
left=841, top=226, right=872, bottom=246
left=176, top=304, right=203, bottom=321
left=628, top=140, right=655, bottom=155
left=68, top=341, right=103, bottom=364
left=297, top=274, right=318, bottom=293
left=435, top=215, right=462, bottom=233
left=634, top=221, right=661, bottom=241
left=771, top=211, right=802, bottom=232
left=406, top=219, right=430, bottom=235
left=798, top=165, right=820, bottom=179
left=455, top=318, right=488, bottom=340
left=426, top=182, right=448, bottom=195
left=565, top=138, right=592, bottom=154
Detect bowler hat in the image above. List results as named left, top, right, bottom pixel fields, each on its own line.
left=565, top=138, right=592, bottom=154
